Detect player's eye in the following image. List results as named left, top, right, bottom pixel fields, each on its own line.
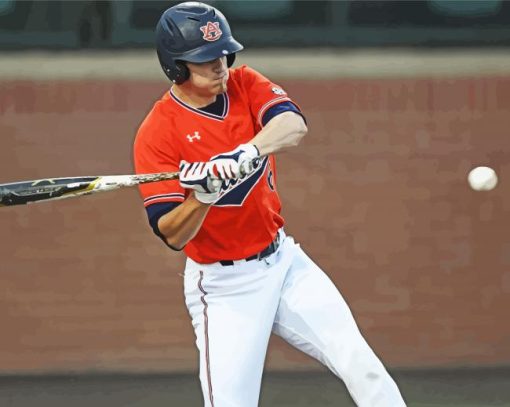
left=198, top=58, right=220, bottom=66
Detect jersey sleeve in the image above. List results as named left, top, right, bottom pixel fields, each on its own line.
left=133, top=104, right=186, bottom=207
left=261, top=101, right=306, bottom=126
left=238, top=65, right=301, bottom=129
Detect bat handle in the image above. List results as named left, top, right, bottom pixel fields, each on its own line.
left=239, top=157, right=262, bottom=177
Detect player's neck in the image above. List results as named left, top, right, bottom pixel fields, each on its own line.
left=172, top=85, right=217, bottom=109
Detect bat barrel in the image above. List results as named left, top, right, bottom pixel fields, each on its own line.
left=0, top=171, right=179, bottom=207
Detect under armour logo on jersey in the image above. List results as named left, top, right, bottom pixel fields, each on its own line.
left=200, top=21, right=222, bottom=42
left=186, top=131, right=201, bottom=143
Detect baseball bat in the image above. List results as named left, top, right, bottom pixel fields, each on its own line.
left=0, top=157, right=263, bottom=208
left=0, top=172, right=179, bottom=207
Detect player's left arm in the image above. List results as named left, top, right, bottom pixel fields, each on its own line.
left=208, top=109, right=306, bottom=179
left=249, top=110, right=307, bottom=156
left=242, top=65, right=308, bottom=155
left=208, top=66, right=307, bottom=179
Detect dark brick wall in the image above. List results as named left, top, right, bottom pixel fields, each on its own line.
left=0, top=77, right=509, bottom=373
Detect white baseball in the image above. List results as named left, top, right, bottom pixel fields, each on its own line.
left=467, top=166, right=498, bottom=191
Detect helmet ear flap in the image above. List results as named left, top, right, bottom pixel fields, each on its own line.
left=172, top=61, right=190, bottom=84
left=160, top=58, right=190, bottom=85
left=226, top=53, right=236, bottom=68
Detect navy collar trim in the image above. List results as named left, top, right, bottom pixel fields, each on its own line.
left=169, top=88, right=229, bottom=122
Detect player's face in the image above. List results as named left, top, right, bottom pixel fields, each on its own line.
left=186, top=57, right=229, bottom=96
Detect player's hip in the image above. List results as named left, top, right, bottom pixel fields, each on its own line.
left=182, top=229, right=302, bottom=299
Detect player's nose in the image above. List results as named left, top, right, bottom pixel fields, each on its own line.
left=213, top=57, right=228, bottom=72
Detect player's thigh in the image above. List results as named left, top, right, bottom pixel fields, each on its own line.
left=184, top=265, right=281, bottom=401
left=272, top=248, right=364, bottom=360
left=272, top=251, right=406, bottom=407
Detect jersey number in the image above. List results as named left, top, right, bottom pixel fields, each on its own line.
left=267, top=169, right=274, bottom=191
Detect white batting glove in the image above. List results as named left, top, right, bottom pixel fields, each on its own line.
left=210, top=143, right=259, bottom=180
left=179, top=161, right=222, bottom=204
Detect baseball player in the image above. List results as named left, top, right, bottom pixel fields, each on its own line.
left=134, top=2, right=406, bottom=406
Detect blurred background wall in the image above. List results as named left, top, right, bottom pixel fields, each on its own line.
left=1, top=0, right=510, bottom=376
left=3, top=0, right=510, bottom=49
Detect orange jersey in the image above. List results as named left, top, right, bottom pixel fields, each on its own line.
left=134, top=65, right=299, bottom=263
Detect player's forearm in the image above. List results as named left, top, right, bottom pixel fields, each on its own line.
left=157, top=194, right=211, bottom=249
left=250, top=111, right=307, bottom=156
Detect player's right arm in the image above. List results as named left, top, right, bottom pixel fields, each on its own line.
left=156, top=161, right=221, bottom=250
left=134, top=107, right=217, bottom=250
left=156, top=194, right=211, bottom=250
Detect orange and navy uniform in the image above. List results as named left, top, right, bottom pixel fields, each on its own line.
left=134, top=65, right=305, bottom=264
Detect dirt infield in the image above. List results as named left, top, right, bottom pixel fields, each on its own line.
left=1, top=368, right=509, bottom=406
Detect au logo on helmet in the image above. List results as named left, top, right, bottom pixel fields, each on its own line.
left=200, top=21, right=222, bottom=42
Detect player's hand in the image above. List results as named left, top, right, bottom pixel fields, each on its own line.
left=179, top=161, right=222, bottom=204
left=209, top=143, right=259, bottom=180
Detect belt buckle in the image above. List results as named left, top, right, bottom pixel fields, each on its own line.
left=232, top=233, right=280, bottom=266
left=260, top=236, right=278, bottom=262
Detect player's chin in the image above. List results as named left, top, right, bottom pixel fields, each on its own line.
left=212, top=81, right=228, bottom=94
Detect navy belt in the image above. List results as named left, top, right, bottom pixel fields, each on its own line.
left=219, top=233, right=281, bottom=266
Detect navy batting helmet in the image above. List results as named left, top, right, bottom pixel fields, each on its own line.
left=156, top=2, right=244, bottom=84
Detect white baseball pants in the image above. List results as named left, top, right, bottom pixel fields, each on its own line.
left=184, top=231, right=406, bottom=407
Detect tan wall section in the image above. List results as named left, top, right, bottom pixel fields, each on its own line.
left=1, top=77, right=509, bottom=373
